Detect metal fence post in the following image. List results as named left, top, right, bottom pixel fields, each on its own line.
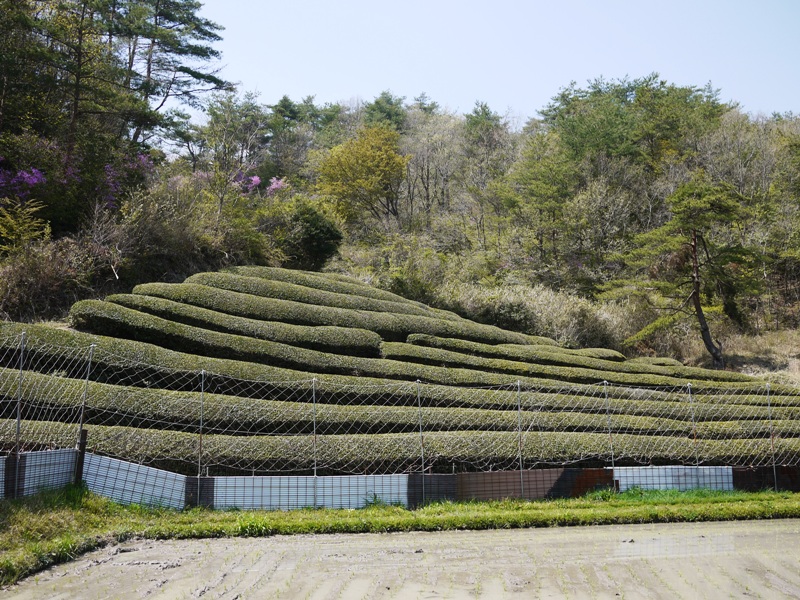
left=312, top=377, right=318, bottom=508
left=603, top=381, right=615, bottom=470
left=516, top=381, right=524, bottom=498
left=766, top=383, right=778, bottom=492
left=15, top=332, right=26, bottom=458
left=688, top=383, right=701, bottom=489
left=14, top=332, right=26, bottom=498
left=416, top=380, right=425, bottom=506
left=77, top=344, right=96, bottom=448
left=197, top=370, right=205, bottom=479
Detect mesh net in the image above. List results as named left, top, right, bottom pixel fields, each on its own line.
left=1, top=332, right=798, bottom=476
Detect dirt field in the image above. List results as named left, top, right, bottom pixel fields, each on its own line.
left=3, top=519, right=800, bottom=599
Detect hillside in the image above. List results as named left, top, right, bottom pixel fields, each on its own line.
left=1, top=267, right=798, bottom=476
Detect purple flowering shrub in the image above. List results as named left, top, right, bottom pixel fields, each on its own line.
left=0, top=157, right=47, bottom=201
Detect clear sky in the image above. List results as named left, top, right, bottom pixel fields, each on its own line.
left=197, top=0, right=799, bottom=120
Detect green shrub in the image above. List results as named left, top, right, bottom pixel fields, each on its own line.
left=435, top=282, right=627, bottom=349
left=107, top=293, right=382, bottom=357
left=67, top=300, right=579, bottom=388
left=628, top=356, right=685, bottom=367
left=4, top=418, right=794, bottom=474
left=381, top=342, right=749, bottom=388
left=228, top=265, right=440, bottom=311
left=131, top=282, right=536, bottom=345
left=404, top=335, right=751, bottom=383
left=186, top=271, right=442, bottom=319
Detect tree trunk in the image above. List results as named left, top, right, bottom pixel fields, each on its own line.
left=691, top=229, right=725, bottom=369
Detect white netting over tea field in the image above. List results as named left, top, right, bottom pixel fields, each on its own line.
left=1, top=332, right=798, bottom=476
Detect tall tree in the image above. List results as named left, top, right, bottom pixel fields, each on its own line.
left=316, top=126, right=409, bottom=228
left=612, top=174, right=757, bottom=368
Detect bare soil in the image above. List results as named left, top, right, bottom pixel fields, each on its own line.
left=3, top=519, right=800, bottom=599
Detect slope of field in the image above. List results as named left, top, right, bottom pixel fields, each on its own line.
left=1, top=266, right=797, bottom=475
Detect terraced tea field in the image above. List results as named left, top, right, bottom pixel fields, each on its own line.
left=1, top=266, right=798, bottom=475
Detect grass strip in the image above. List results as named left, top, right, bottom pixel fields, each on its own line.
left=2, top=486, right=800, bottom=586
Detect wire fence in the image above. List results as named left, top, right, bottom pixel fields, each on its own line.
left=1, top=331, right=798, bottom=479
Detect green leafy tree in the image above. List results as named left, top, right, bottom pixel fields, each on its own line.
left=363, top=91, right=407, bottom=131
left=612, top=174, right=758, bottom=368
left=316, top=126, right=410, bottom=227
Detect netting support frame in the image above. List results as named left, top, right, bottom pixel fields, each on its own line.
left=603, top=381, right=615, bottom=470
left=197, top=370, right=205, bottom=479
left=416, top=380, right=425, bottom=505
left=76, top=344, right=96, bottom=449
left=312, top=378, right=318, bottom=507
left=516, top=380, right=524, bottom=497
left=766, top=383, right=778, bottom=492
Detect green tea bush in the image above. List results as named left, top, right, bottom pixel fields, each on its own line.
left=228, top=266, right=439, bottom=311
left=185, top=271, right=441, bottom=319
left=131, top=282, right=536, bottom=345
left=107, top=293, right=382, bottom=357
left=381, top=342, right=748, bottom=387
left=404, top=335, right=751, bottom=383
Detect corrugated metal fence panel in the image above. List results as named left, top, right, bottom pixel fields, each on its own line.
left=0, top=456, right=4, bottom=500
left=83, top=453, right=186, bottom=509
left=213, top=475, right=409, bottom=510
left=21, top=449, right=76, bottom=497
left=613, top=466, right=733, bottom=492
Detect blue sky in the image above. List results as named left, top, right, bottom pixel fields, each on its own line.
left=197, top=0, right=799, bottom=120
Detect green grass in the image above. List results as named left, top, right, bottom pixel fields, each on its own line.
left=2, top=485, right=800, bottom=586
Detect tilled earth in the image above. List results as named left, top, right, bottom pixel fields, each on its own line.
left=3, top=519, right=800, bottom=599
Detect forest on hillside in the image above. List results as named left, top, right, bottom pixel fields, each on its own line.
left=2, top=1, right=800, bottom=368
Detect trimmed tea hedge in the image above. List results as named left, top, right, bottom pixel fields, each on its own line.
left=405, top=334, right=751, bottom=383
left=628, top=356, right=685, bottom=367
left=228, top=266, right=447, bottom=312
left=382, top=342, right=752, bottom=388
left=4, top=418, right=795, bottom=474
left=18, top=366, right=793, bottom=437
left=68, top=300, right=592, bottom=389
left=131, top=282, right=537, bottom=345
left=1, top=322, right=796, bottom=402
left=187, top=272, right=444, bottom=320
left=107, top=293, right=382, bottom=357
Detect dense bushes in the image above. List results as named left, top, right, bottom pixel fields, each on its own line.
left=130, top=282, right=537, bottom=345
left=381, top=342, right=751, bottom=387
left=185, top=271, right=446, bottom=319
left=404, top=335, right=751, bottom=382
left=434, top=282, right=630, bottom=349
left=107, top=293, right=383, bottom=357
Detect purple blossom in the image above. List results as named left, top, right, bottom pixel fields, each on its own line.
left=266, top=176, right=287, bottom=196
left=247, top=175, right=261, bottom=191
left=0, top=160, right=47, bottom=200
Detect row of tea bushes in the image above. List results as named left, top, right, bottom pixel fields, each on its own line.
left=228, top=266, right=452, bottom=315
left=69, top=300, right=592, bottom=388
left=131, top=282, right=537, bottom=345
left=404, top=335, right=751, bottom=383
left=1, top=322, right=796, bottom=402
left=4, top=417, right=794, bottom=475
left=187, top=272, right=444, bottom=320
left=5, top=363, right=800, bottom=434
left=381, top=342, right=751, bottom=388
left=107, top=293, right=383, bottom=357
